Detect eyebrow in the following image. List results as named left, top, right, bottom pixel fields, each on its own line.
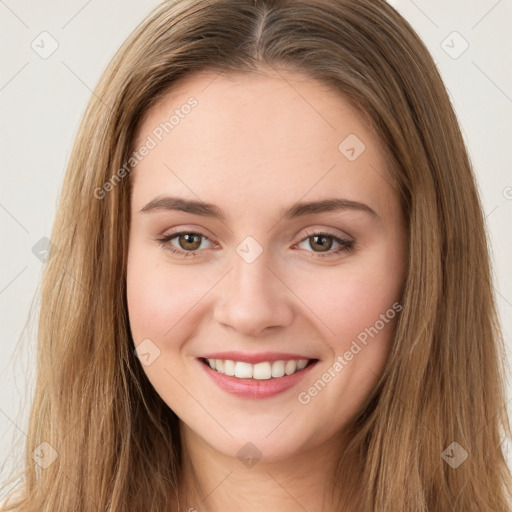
left=139, top=195, right=378, bottom=220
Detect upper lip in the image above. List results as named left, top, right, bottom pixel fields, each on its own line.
left=199, top=351, right=317, bottom=364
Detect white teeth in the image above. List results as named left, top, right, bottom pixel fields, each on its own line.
left=253, top=362, right=272, bottom=380
left=205, top=358, right=311, bottom=379
left=271, top=360, right=285, bottom=378
left=234, top=361, right=253, bottom=378
left=224, top=359, right=236, bottom=376
left=297, top=359, right=308, bottom=370
left=285, top=360, right=298, bottom=375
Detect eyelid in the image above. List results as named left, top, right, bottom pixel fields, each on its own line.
left=158, top=225, right=216, bottom=240
left=299, top=226, right=353, bottom=243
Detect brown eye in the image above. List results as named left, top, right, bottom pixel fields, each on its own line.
left=308, top=234, right=334, bottom=252
left=296, top=231, right=354, bottom=258
left=178, top=233, right=203, bottom=251
left=156, top=231, right=213, bottom=256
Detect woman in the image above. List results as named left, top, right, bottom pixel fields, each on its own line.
left=2, top=0, right=511, bottom=510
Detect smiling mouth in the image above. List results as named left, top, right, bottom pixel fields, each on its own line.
left=200, top=357, right=317, bottom=380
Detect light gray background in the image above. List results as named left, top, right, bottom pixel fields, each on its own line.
left=1, top=0, right=511, bottom=493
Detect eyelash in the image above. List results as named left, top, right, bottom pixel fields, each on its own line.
left=155, top=230, right=355, bottom=259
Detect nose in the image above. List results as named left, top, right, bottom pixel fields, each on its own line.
left=212, top=248, right=295, bottom=337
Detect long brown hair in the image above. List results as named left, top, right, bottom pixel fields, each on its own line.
left=2, top=0, right=511, bottom=510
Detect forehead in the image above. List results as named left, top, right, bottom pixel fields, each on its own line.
left=131, top=68, right=396, bottom=218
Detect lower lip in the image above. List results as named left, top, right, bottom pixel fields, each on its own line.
left=198, top=358, right=318, bottom=399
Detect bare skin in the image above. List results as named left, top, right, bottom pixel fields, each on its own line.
left=126, top=67, right=408, bottom=511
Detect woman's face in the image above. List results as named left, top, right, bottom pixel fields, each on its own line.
left=126, top=68, right=407, bottom=462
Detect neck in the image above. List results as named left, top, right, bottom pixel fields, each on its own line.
left=175, top=423, right=354, bottom=512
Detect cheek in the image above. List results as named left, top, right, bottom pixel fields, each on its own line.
left=288, top=244, right=405, bottom=404
left=333, top=278, right=400, bottom=351
left=126, top=264, right=178, bottom=343
left=292, top=270, right=401, bottom=427
left=294, top=263, right=403, bottom=350
left=126, top=246, right=213, bottom=343
left=125, top=248, right=202, bottom=410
